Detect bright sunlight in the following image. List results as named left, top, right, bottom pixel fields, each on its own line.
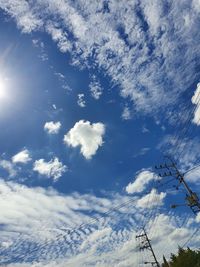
left=0, top=78, right=7, bottom=99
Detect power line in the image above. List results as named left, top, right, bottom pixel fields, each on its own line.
left=0, top=177, right=174, bottom=265
left=181, top=228, right=200, bottom=248
left=163, top=88, right=200, bottom=162
left=184, top=162, right=200, bottom=175
left=155, top=157, right=200, bottom=215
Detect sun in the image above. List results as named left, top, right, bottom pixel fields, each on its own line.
left=0, top=78, right=7, bottom=99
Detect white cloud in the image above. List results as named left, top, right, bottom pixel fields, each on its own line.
left=136, top=189, right=166, bottom=209
left=121, top=106, right=131, bottom=120
left=12, top=149, right=31, bottom=164
left=133, top=147, right=150, bottom=158
left=159, top=135, right=200, bottom=170
left=0, top=160, right=16, bottom=177
left=0, top=0, right=42, bottom=33
left=64, top=120, right=105, bottom=159
left=191, top=82, right=200, bottom=125
left=32, top=39, right=48, bottom=61
left=0, top=179, right=198, bottom=267
left=33, top=157, right=67, bottom=181
left=196, top=213, right=200, bottom=223
left=46, top=22, right=72, bottom=53
left=77, top=93, right=86, bottom=107
left=44, top=121, right=61, bottom=134
left=1, top=1, right=200, bottom=119
left=142, top=125, right=150, bottom=133
left=185, top=166, right=200, bottom=183
left=89, top=76, right=103, bottom=100
left=126, top=170, right=159, bottom=194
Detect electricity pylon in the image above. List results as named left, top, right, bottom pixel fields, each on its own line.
left=136, top=228, right=160, bottom=267
left=155, top=157, right=200, bottom=214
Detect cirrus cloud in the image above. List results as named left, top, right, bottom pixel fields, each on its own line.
left=1, top=0, right=200, bottom=118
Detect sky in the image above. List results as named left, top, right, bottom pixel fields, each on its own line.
left=0, top=1, right=200, bottom=266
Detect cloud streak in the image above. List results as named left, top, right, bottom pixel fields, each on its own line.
left=126, top=170, right=159, bottom=194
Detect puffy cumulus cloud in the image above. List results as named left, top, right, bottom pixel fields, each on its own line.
left=191, top=83, right=200, bottom=125
left=0, top=160, right=16, bottom=177
left=77, top=93, right=86, bottom=107
left=12, top=149, right=31, bottom=164
left=44, top=121, right=61, bottom=134
left=1, top=1, right=200, bottom=117
left=136, top=189, right=166, bottom=209
left=33, top=157, right=67, bottom=181
left=126, top=170, right=159, bottom=194
left=64, top=120, right=105, bottom=159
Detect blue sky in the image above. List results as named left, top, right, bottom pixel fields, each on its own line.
left=0, top=1, right=200, bottom=266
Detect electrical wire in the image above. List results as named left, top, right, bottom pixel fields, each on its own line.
left=0, top=196, right=139, bottom=264
left=165, top=88, right=200, bottom=162
left=0, top=168, right=196, bottom=265
left=184, top=162, right=200, bottom=175
left=0, top=177, right=174, bottom=264
left=181, top=228, right=200, bottom=248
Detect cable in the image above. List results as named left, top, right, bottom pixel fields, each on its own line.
left=0, top=174, right=187, bottom=265
left=0, top=196, right=139, bottom=264
left=166, top=88, right=200, bottom=162
left=181, top=228, right=199, bottom=248
left=175, top=97, right=200, bottom=162
left=184, top=163, right=200, bottom=175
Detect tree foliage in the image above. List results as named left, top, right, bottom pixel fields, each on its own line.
left=162, top=247, right=200, bottom=267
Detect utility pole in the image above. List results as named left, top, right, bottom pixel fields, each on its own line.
left=136, top=228, right=160, bottom=267
left=155, top=158, right=200, bottom=214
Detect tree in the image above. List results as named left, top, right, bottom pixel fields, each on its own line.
left=162, top=247, right=200, bottom=267
left=162, top=255, right=169, bottom=267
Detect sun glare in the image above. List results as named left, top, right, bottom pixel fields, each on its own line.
left=0, top=78, right=7, bottom=99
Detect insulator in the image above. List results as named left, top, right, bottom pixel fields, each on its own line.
left=171, top=204, right=177, bottom=209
